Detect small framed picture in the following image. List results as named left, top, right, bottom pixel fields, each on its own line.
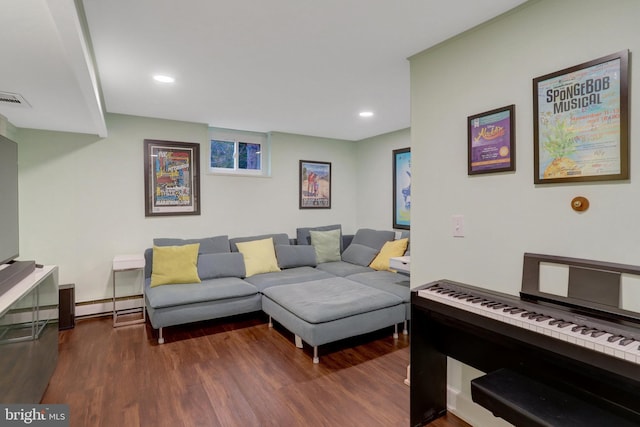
left=144, top=139, right=200, bottom=216
left=299, top=160, right=331, bottom=209
left=468, top=105, right=515, bottom=175
left=533, top=50, right=629, bottom=184
left=393, top=148, right=411, bottom=230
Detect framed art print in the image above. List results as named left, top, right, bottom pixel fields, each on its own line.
left=144, top=139, right=200, bottom=216
left=533, top=50, right=629, bottom=184
left=393, top=147, right=411, bottom=230
left=299, top=160, right=331, bottom=209
left=468, top=105, right=515, bottom=175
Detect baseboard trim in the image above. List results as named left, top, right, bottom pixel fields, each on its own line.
left=75, top=295, right=144, bottom=319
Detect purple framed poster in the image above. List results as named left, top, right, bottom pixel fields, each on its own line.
left=467, top=104, right=515, bottom=175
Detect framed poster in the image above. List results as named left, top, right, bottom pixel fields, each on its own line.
left=144, top=139, right=200, bottom=216
left=299, top=160, right=331, bottom=209
left=468, top=105, right=515, bottom=175
left=533, top=50, right=629, bottom=184
left=393, top=148, right=411, bottom=230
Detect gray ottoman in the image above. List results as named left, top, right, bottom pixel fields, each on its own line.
left=261, top=277, right=405, bottom=363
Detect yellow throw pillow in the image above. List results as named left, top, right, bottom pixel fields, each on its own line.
left=236, top=238, right=281, bottom=277
left=150, top=243, right=201, bottom=287
left=369, top=238, right=409, bottom=271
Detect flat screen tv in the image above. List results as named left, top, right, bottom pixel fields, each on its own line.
left=0, top=134, right=19, bottom=266
left=0, top=134, right=34, bottom=295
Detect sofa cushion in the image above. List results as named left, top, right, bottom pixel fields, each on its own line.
left=145, top=235, right=230, bottom=278
left=309, top=229, right=342, bottom=263
left=198, top=252, right=246, bottom=279
left=145, top=277, right=258, bottom=309
left=315, top=261, right=373, bottom=277
left=275, top=245, right=317, bottom=269
left=153, top=235, right=230, bottom=254
left=229, top=233, right=290, bottom=252
left=351, top=228, right=396, bottom=251
left=370, top=238, right=409, bottom=271
left=296, top=224, right=342, bottom=249
left=236, top=237, right=281, bottom=277
left=398, top=231, right=411, bottom=255
left=341, top=243, right=379, bottom=267
left=262, top=277, right=403, bottom=324
left=346, top=270, right=410, bottom=302
left=244, top=266, right=333, bottom=291
left=150, top=244, right=201, bottom=287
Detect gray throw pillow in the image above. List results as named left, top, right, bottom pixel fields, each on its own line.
left=153, top=235, right=230, bottom=254
left=197, top=252, right=246, bottom=279
left=275, top=245, right=317, bottom=268
left=341, top=243, right=379, bottom=267
left=296, top=224, right=342, bottom=247
left=229, top=233, right=290, bottom=252
left=351, top=229, right=396, bottom=251
left=146, top=235, right=231, bottom=278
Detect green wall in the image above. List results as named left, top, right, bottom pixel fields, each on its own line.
left=17, top=113, right=391, bottom=302
left=355, top=128, right=411, bottom=229
left=409, top=0, right=640, bottom=425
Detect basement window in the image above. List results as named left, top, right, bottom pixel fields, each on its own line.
left=208, top=128, right=270, bottom=176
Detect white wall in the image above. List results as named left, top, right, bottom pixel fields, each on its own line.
left=355, top=128, right=411, bottom=230
left=410, top=0, right=640, bottom=425
left=17, top=113, right=358, bottom=302
left=0, top=114, right=18, bottom=140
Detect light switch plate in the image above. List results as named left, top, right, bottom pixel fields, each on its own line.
left=453, top=215, right=464, bottom=237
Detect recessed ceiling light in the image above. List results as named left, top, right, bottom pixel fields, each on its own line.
left=359, top=111, right=374, bottom=117
left=153, top=75, right=175, bottom=83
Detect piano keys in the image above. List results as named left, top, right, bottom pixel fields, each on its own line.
left=410, top=253, right=640, bottom=427
left=419, top=281, right=640, bottom=365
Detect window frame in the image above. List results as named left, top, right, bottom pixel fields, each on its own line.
left=208, top=128, right=270, bottom=177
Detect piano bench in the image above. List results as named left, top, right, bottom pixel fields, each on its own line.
left=471, top=368, right=639, bottom=427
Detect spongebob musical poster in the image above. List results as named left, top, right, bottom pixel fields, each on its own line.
left=534, top=51, right=628, bottom=184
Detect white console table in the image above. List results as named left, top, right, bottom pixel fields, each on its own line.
left=390, top=256, right=410, bottom=275
left=0, top=265, right=59, bottom=403
left=0, top=265, right=59, bottom=337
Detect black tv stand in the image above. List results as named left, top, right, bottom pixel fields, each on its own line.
left=0, top=260, right=36, bottom=298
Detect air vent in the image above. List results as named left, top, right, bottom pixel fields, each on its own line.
left=0, top=91, right=31, bottom=108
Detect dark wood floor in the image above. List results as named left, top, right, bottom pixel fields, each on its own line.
left=42, top=314, right=470, bottom=427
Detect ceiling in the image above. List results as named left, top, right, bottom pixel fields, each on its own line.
left=0, top=0, right=528, bottom=141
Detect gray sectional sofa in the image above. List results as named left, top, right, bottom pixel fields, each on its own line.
left=143, top=225, right=409, bottom=363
